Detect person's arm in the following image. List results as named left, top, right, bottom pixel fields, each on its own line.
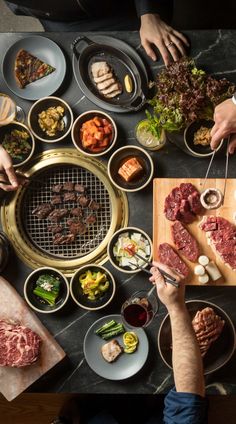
left=150, top=262, right=205, bottom=396
left=0, top=146, right=19, bottom=191
left=210, top=97, right=236, bottom=153
left=135, top=0, right=189, bottom=65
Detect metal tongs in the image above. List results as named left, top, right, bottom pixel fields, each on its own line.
left=201, top=136, right=230, bottom=201
left=127, top=249, right=179, bottom=288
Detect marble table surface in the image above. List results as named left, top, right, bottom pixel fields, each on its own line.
left=0, top=30, right=236, bottom=395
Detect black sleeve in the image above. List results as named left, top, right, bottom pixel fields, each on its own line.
left=134, top=0, right=161, bottom=17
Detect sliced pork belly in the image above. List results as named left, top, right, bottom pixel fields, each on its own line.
left=101, top=82, right=122, bottom=96
left=105, top=89, right=122, bottom=98
left=91, top=61, right=110, bottom=78
left=93, top=72, right=113, bottom=83
left=97, top=78, right=116, bottom=91
left=101, top=339, right=123, bottom=363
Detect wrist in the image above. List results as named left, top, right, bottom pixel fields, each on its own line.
left=167, top=302, right=187, bottom=316
left=141, top=13, right=160, bottom=22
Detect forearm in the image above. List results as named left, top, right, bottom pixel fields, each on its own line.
left=169, top=305, right=205, bottom=397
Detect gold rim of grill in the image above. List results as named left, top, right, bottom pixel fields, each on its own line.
left=1, top=148, right=129, bottom=276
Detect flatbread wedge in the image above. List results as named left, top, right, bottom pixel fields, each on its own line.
left=14, top=49, right=55, bottom=89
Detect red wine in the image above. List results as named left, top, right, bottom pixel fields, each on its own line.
left=123, top=303, right=151, bottom=327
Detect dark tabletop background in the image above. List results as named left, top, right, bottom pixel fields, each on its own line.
left=0, top=30, right=236, bottom=395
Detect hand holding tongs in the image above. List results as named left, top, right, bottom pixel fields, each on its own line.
left=127, top=250, right=179, bottom=288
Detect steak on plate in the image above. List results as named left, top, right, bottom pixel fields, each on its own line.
left=101, top=339, right=123, bottom=363
left=158, top=242, right=189, bottom=277
left=200, top=216, right=236, bottom=270
left=171, top=221, right=199, bottom=262
left=0, top=320, right=41, bottom=367
left=192, top=307, right=225, bottom=357
left=164, top=183, right=202, bottom=224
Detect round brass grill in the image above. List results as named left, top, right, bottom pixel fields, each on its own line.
left=1, top=149, right=129, bottom=276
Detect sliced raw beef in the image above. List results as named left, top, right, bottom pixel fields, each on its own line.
left=200, top=216, right=236, bottom=271
left=192, top=307, right=225, bottom=357
left=164, top=183, right=202, bottom=224
left=171, top=221, right=199, bottom=262
left=0, top=320, right=41, bottom=367
left=158, top=242, right=189, bottom=277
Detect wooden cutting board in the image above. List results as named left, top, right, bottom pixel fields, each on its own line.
left=153, top=178, right=236, bottom=286
left=0, top=276, right=66, bottom=401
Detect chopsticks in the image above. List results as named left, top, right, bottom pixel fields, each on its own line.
left=0, top=171, right=44, bottom=186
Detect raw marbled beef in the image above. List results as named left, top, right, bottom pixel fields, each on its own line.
left=158, top=242, right=189, bottom=277
left=171, top=221, right=199, bottom=262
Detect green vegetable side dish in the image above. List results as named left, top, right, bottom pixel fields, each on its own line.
left=148, top=57, right=235, bottom=133
left=79, top=269, right=110, bottom=301
left=95, top=320, right=125, bottom=340
left=2, top=129, right=31, bottom=161
left=33, top=273, right=61, bottom=306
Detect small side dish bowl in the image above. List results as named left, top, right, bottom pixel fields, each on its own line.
left=184, top=119, right=224, bottom=157
left=158, top=300, right=236, bottom=375
left=107, top=226, right=153, bottom=274
left=70, top=264, right=116, bottom=311
left=24, top=266, right=69, bottom=314
left=107, top=145, right=154, bottom=192
left=71, top=110, right=117, bottom=157
left=28, top=96, right=73, bottom=143
left=0, top=121, right=35, bottom=168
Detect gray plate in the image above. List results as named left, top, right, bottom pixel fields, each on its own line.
left=84, top=314, right=149, bottom=380
left=2, top=36, right=66, bottom=101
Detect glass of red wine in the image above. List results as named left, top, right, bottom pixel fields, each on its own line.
left=121, top=290, right=158, bottom=328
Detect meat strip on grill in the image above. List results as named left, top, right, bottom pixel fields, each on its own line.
left=48, top=208, right=69, bottom=222
left=63, top=192, right=77, bottom=202
left=63, top=182, right=74, bottom=191
left=74, top=184, right=87, bottom=194
left=71, top=207, right=83, bottom=217
left=53, top=233, right=75, bottom=245
left=78, top=195, right=90, bottom=207
left=51, top=195, right=62, bottom=205
left=48, top=225, right=63, bottom=234
left=52, top=184, right=63, bottom=193
left=86, top=214, right=97, bottom=225
left=88, top=199, right=101, bottom=211
left=32, top=204, right=53, bottom=219
left=68, top=221, right=87, bottom=235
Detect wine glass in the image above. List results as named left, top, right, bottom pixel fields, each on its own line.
left=121, top=289, right=158, bottom=328
left=0, top=93, right=25, bottom=126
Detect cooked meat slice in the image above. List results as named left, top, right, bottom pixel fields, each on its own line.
left=104, top=89, right=122, bottom=98
left=32, top=204, right=53, bottom=219
left=63, top=192, right=77, bottom=202
left=101, top=339, right=123, bottom=363
left=158, top=242, right=189, bottom=278
left=63, top=182, right=74, bottom=191
left=101, top=82, right=121, bottom=96
left=93, top=72, right=113, bottom=83
left=118, top=157, right=143, bottom=182
left=51, top=195, right=62, bottom=205
left=78, top=195, right=90, bottom=207
left=53, top=233, right=75, bottom=245
left=192, top=307, right=225, bottom=357
left=88, top=199, right=101, bottom=210
left=48, top=225, right=63, bottom=234
left=91, top=61, right=110, bottom=78
left=86, top=214, right=97, bottom=225
left=48, top=208, right=69, bottom=222
left=67, top=217, right=80, bottom=226
left=97, top=77, right=116, bottom=91
left=68, top=221, right=87, bottom=235
left=171, top=221, right=199, bottom=262
left=74, top=184, right=87, bottom=193
left=52, top=184, right=63, bottom=193
left=71, top=207, right=83, bottom=217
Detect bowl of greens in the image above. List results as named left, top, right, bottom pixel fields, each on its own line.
left=70, top=264, right=116, bottom=311
left=24, top=267, right=69, bottom=313
left=0, top=121, right=35, bottom=167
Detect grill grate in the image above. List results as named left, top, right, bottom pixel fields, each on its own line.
left=19, top=165, right=112, bottom=259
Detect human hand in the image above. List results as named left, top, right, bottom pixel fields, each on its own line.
left=149, top=261, right=185, bottom=312
left=140, top=14, right=189, bottom=66
left=211, top=98, right=236, bottom=154
left=0, top=145, right=19, bottom=191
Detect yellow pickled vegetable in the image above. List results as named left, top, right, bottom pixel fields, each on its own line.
left=124, top=74, right=133, bottom=93
left=123, top=331, right=139, bottom=354
left=79, top=270, right=109, bottom=300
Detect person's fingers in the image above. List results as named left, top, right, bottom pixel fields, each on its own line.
left=171, top=36, right=186, bottom=56
left=151, top=261, right=181, bottom=281
left=0, top=180, right=17, bottom=192
left=228, top=134, right=236, bottom=154
left=167, top=43, right=180, bottom=62
left=141, top=39, right=157, bottom=61
left=172, top=29, right=190, bottom=46
left=5, top=166, right=18, bottom=189
left=210, top=123, right=219, bottom=138
left=210, top=128, right=228, bottom=150
left=157, top=41, right=171, bottom=66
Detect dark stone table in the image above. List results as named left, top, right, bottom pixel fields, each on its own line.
left=0, top=30, right=236, bottom=395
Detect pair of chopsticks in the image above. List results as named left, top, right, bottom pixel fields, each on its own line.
left=127, top=250, right=179, bottom=288
left=0, top=171, right=44, bottom=186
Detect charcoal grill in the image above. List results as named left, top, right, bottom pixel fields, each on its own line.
left=1, top=149, right=128, bottom=276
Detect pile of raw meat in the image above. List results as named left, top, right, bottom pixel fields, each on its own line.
left=164, top=182, right=202, bottom=224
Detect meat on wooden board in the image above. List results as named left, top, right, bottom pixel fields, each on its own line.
left=171, top=221, right=199, bottom=262
left=164, top=183, right=202, bottom=224
left=158, top=242, right=189, bottom=277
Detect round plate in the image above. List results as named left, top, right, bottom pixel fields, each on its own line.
left=72, top=35, right=148, bottom=113
left=2, top=36, right=66, bottom=100
left=84, top=314, right=149, bottom=379
left=158, top=300, right=236, bottom=375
